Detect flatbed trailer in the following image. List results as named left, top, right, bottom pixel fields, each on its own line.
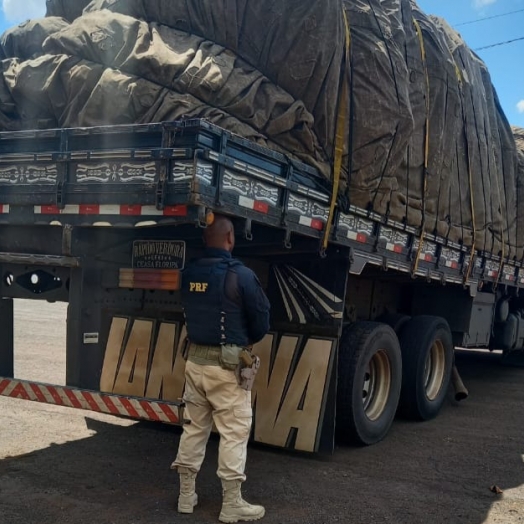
left=0, top=120, right=521, bottom=453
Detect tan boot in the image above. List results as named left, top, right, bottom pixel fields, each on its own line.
left=219, top=480, right=265, bottom=523
left=177, top=467, right=198, bottom=514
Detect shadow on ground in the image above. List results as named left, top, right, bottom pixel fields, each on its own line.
left=0, top=351, right=523, bottom=524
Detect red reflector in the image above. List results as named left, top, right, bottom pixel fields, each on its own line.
left=356, top=233, right=367, bottom=243
left=254, top=201, right=269, bottom=214
left=311, top=219, right=324, bottom=231
left=163, top=205, right=187, bottom=216
left=120, top=205, right=142, bottom=216
left=79, top=205, right=100, bottom=215
left=41, top=205, right=61, bottom=214
left=393, top=245, right=403, bottom=254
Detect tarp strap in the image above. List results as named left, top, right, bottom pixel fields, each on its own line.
left=457, top=70, right=477, bottom=284
left=448, top=52, right=479, bottom=285
left=449, top=54, right=477, bottom=284
left=412, top=18, right=430, bottom=275
left=453, top=50, right=503, bottom=287
left=321, top=8, right=351, bottom=253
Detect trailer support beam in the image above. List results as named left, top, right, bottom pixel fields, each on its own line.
left=0, top=298, right=13, bottom=378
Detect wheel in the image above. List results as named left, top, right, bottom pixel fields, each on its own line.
left=398, top=315, right=453, bottom=420
left=336, top=322, right=402, bottom=446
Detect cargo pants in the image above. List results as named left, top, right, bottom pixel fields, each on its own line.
left=172, top=350, right=253, bottom=481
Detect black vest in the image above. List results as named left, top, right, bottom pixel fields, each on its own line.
left=181, top=256, right=247, bottom=346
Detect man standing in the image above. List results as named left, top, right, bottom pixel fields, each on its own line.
left=172, top=214, right=270, bottom=523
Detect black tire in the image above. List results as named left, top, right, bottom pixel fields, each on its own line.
left=336, top=322, right=402, bottom=446
left=398, top=315, right=453, bottom=421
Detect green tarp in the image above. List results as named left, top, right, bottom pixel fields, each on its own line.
left=0, top=0, right=523, bottom=258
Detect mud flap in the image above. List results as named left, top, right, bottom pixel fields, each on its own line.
left=86, top=250, right=349, bottom=453
left=262, top=253, right=350, bottom=453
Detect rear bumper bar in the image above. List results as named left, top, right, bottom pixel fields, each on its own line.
left=0, top=377, right=186, bottom=424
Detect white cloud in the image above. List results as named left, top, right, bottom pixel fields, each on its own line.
left=517, top=100, right=524, bottom=114
left=473, top=0, right=497, bottom=8
left=2, top=0, right=46, bottom=23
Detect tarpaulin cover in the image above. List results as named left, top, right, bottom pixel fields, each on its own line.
left=0, top=0, right=523, bottom=258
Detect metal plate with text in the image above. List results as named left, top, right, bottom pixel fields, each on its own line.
left=132, top=240, right=186, bottom=269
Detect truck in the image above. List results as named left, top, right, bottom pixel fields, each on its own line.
left=0, top=116, right=518, bottom=454
left=1, top=0, right=524, bottom=454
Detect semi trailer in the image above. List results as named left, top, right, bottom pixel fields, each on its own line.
left=0, top=118, right=519, bottom=454
left=1, top=0, right=524, bottom=454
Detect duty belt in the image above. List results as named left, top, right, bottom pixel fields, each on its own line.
left=187, top=344, right=221, bottom=366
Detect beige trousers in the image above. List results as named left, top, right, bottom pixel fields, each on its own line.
left=172, top=360, right=253, bottom=481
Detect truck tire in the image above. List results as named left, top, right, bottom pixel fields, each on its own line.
left=336, top=322, right=402, bottom=446
left=398, top=316, right=453, bottom=421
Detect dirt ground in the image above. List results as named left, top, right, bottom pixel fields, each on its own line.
left=1, top=300, right=524, bottom=524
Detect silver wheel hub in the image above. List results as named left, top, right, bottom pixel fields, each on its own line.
left=362, top=350, right=391, bottom=421
left=424, top=340, right=446, bottom=401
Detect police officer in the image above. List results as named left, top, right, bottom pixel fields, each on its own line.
left=171, top=214, right=270, bottom=523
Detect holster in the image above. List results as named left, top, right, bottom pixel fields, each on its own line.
left=235, top=349, right=261, bottom=391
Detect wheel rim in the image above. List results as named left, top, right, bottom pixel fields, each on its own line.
left=362, top=350, right=391, bottom=421
left=424, top=339, right=446, bottom=401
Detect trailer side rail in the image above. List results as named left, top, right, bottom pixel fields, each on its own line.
left=0, top=119, right=521, bottom=292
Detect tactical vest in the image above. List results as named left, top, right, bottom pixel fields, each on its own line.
left=181, top=257, right=247, bottom=346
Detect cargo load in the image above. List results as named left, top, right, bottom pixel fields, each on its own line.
left=0, top=0, right=523, bottom=257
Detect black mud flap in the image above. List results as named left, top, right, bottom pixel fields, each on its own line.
left=71, top=249, right=350, bottom=454
left=261, top=252, right=350, bottom=453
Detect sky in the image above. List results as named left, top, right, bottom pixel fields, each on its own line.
left=0, top=0, right=522, bottom=126
left=418, top=0, right=524, bottom=127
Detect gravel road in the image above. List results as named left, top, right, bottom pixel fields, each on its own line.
left=1, top=300, right=524, bottom=524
